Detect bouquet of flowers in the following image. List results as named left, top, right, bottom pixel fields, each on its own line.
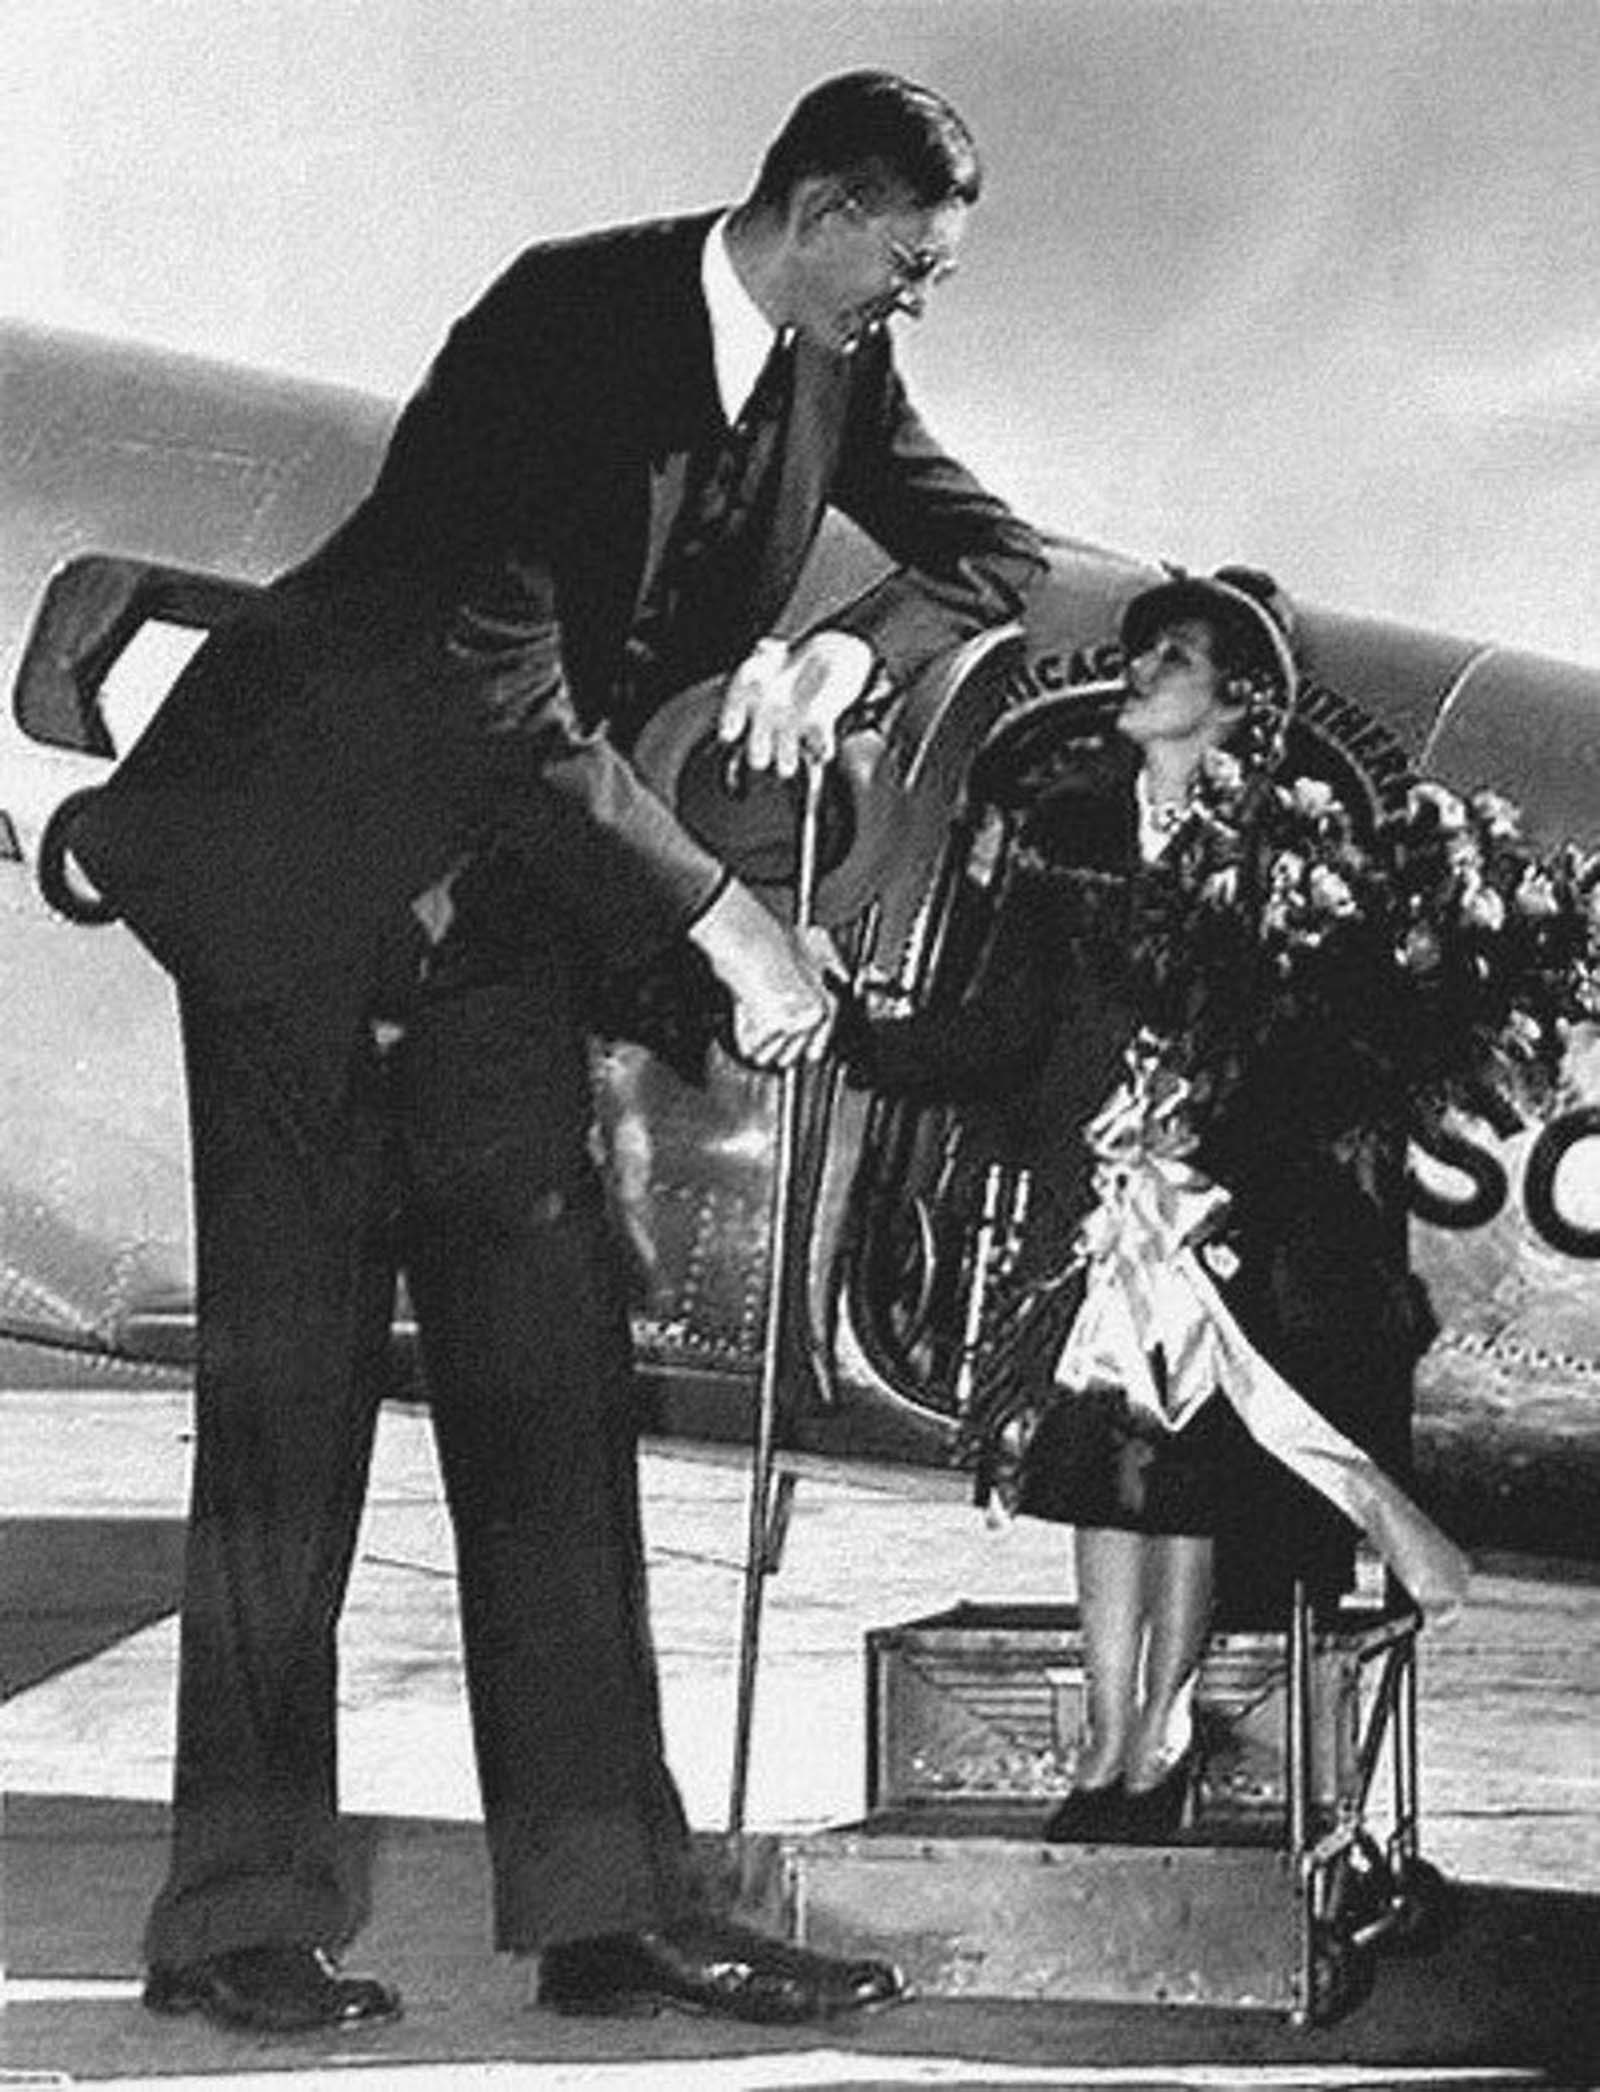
left=957, top=749, right=1600, bottom=1525
left=1132, top=751, right=1600, bottom=1134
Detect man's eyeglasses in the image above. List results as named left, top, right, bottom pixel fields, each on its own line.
left=843, top=197, right=958, bottom=292
left=883, top=232, right=958, bottom=292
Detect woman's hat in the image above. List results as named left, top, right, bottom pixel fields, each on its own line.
left=1120, top=564, right=1300, bottom=707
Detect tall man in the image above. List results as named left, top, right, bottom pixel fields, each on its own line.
left=71, top=69, right=1042, bottom=2033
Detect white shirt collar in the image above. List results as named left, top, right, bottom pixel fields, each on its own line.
left=701, top=213, right=784, bottom=426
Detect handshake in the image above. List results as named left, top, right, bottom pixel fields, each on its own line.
left=686, top=883, right=841, bottom=1071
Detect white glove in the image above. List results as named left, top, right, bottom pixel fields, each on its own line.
left=717, top=630, right=877, bottom=778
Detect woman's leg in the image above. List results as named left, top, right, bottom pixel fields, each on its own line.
left=1126, top=1532, right=1213, bottom=1792
left=1072, top=1524, right=1149, bottom=1787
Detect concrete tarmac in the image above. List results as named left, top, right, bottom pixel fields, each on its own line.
left=2, top=1385, right=1598, bottom=2087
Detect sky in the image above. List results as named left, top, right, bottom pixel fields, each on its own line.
left=4, top=0, right=1600, bottom=664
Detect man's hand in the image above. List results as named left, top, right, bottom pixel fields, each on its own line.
left=718, top=630, right=877, bottom=777
left=687, top=881, right=835, bottom=1068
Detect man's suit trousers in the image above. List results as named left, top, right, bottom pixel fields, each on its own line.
left=144, top=963, right=704, bottom=1967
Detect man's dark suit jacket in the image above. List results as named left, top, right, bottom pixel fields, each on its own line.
left=73, top=208, right=1042, bottom=1094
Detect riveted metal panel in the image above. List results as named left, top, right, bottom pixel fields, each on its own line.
left=785, top=1826, right=1304, bottom=2011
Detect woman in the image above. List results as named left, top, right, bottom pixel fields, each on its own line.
left=846, top=566, right=1448, bottom=1843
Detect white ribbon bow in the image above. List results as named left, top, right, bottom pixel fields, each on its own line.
left=1055, top=1048, right=1470, bottom=1618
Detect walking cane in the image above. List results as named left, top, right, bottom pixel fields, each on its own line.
left=727, top=750, right=825, bottom=1837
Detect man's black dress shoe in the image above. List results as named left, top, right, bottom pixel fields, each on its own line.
left=537, top=1920, right=906, bottom=2024
left=143, top=1945, right=402, bottom=2033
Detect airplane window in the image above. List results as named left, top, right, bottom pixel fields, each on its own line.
left=98, top=619, right=208, bottom=755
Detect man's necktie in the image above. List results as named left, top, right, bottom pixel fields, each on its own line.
left=619, top=335, right=795, bottom=731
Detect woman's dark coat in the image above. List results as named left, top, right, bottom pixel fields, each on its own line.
left=857, top=735, right=1431, bottom=1624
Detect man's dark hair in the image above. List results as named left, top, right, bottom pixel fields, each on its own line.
left=751, top=70, right=982, bottom=212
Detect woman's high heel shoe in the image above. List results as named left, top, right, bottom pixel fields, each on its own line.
left=1118, top=1752, right=1196, bottom=1844
left=1043, top=1780, right=1126, bottom=1843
